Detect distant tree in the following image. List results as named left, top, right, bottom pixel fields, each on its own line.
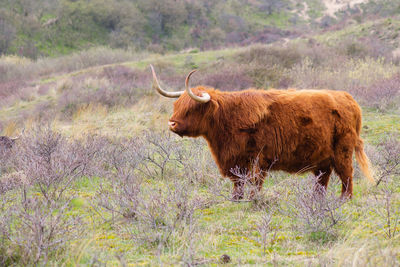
left=109, top=1, right=147, bottom=48
left=257, top=0, right=287, bottom=15
left=137, top=0, right=188, bottom=40
left=0, top=17, right=15, bottom=54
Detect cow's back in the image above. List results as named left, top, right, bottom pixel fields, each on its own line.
left=259, top=89, right=361, bottom=172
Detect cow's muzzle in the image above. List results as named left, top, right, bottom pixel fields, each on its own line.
left=168, top=121, right=177, bottom=129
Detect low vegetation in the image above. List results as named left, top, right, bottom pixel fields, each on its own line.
left=0, top=122, right=398, bottom=265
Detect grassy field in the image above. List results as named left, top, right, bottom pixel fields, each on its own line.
left=0, top=42, right=399, bottom=266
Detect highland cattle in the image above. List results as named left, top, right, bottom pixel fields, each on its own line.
left=150, top=65, right=374, bottom=199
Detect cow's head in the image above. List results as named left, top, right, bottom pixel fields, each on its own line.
left=150, top=65, right=218, bottom=137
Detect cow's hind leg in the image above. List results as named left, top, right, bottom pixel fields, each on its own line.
left=333, top=134, right=355, bottom=199
left=313, top=165, right=332, bottom=191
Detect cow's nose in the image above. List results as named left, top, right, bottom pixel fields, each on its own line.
left=168, top=121, right=176, bottom=128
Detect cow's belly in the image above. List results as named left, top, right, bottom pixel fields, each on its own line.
left=270, top=159, right=324, bottom=174
left=263, top=144, right=333, bottom=174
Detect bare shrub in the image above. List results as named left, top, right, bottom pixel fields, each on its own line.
left=0, top=80, right=26, bottom=100
left=54, top=66, right=151, bottom=120
left=366, top=133, right=400, bottom=185
left=0, top=192, right=15, bottom=265
left=208, top=165, right=255, bottom=202
left=361, top=73, right=400, bottom=111
left=256, top=209, right=279, bottom=255
left=236, top=44, right=302, bottom=69
left=0, top=138, right=14, bottom=176
left=0, top=172, right=27, bottom=195
left=141, top=131, right=187, bottom=180
left=93, top=133, right=210, bottom=261
left=282, top=176, right=347, bottom=240
left=11, top=127, right=102, bottom=203
left=229, top=162, right=266, bottom=201
left=179, top=213, right=199, bottom=266
left=337, top=39, right=370, bottom=59
left=96, top=171, right=143, bottom=224
left=101, top=65, right=151, bottom=91
left=0, top=188, right=82, bottom=266
left=3, top=66, right=150, bottom=124
left=200, top=63, right=253, bottom=91
left=0, top=80, right=28, bottom=109
left=371, top=185, right=399, bottom=239
left=233, top=44, right=302, bottom=88
left=96, top=166, right=203, bottom=252
left=207, top=157, right=281, bottom=208
left=127, top=180, right=201, bottom=247
left=101, top=136, right=146, bottom=175
left=0, top=131, right=105, bottom=265
left=240, top=27, right=298, bottom=46
left=95, top=136, right=146, bottom=222
left=336, top=36, right=394, bottom=61
left=177, top=138, right=219, bottom=186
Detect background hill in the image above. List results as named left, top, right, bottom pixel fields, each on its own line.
left=2, top=0, right=400, bottom=58
left=0, top=0, right=399, bottom=266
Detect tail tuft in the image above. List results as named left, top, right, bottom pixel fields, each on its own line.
left=355, top=138, right=375, bottom=184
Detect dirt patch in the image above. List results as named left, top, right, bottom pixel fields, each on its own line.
left=323, top=0, right=367, bottom=17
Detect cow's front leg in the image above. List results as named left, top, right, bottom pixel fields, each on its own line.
left=248, top=163, right=266, bottom=199
left=249, top=174, right=265, bottom=199
left=231, top=178, right=244, bottom=200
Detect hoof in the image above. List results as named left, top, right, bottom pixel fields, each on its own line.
left=231, top=193, right=244, bottom=201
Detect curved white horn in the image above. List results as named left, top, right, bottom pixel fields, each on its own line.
left=185, top=70, right=210, bottom=103
left=150, top=65, right=183, bottom=98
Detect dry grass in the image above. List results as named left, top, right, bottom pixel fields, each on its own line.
left=1, top=121, right=18, bottom=136
left=55, top=96, right=171, bottom=138
left=0, top=47, right=147, bottom=83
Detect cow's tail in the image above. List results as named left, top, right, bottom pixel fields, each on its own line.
left=355, top=137, right=375, bottom=184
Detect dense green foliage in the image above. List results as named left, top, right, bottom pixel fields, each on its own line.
left=0, top=0, right=299, bottom=57
left=2, top=0, right=400, bottom=58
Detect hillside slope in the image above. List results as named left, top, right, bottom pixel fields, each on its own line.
left=2, top=0, right=398, bottom=58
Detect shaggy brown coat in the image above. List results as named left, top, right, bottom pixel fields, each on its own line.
left=168, top=86, right=374, bottom=199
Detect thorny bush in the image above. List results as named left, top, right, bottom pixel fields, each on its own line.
left=0, top=127, right=103, bottom=265
left=371, top=185, right=399, bottom=239
left=93, top=135, right=203, bottom=254
left=140, top=131, right=217, bottom=183
left=0, top=188, right=82, bottom=266
left=95, top=132, right=209, bottom=257
left=282, top=175, right=347, bottom=240
left=357, top=73, right=400, bottom=111
left=10, top=127, right=103, bottom=204
left=366, top=133, right=400, bottom=185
